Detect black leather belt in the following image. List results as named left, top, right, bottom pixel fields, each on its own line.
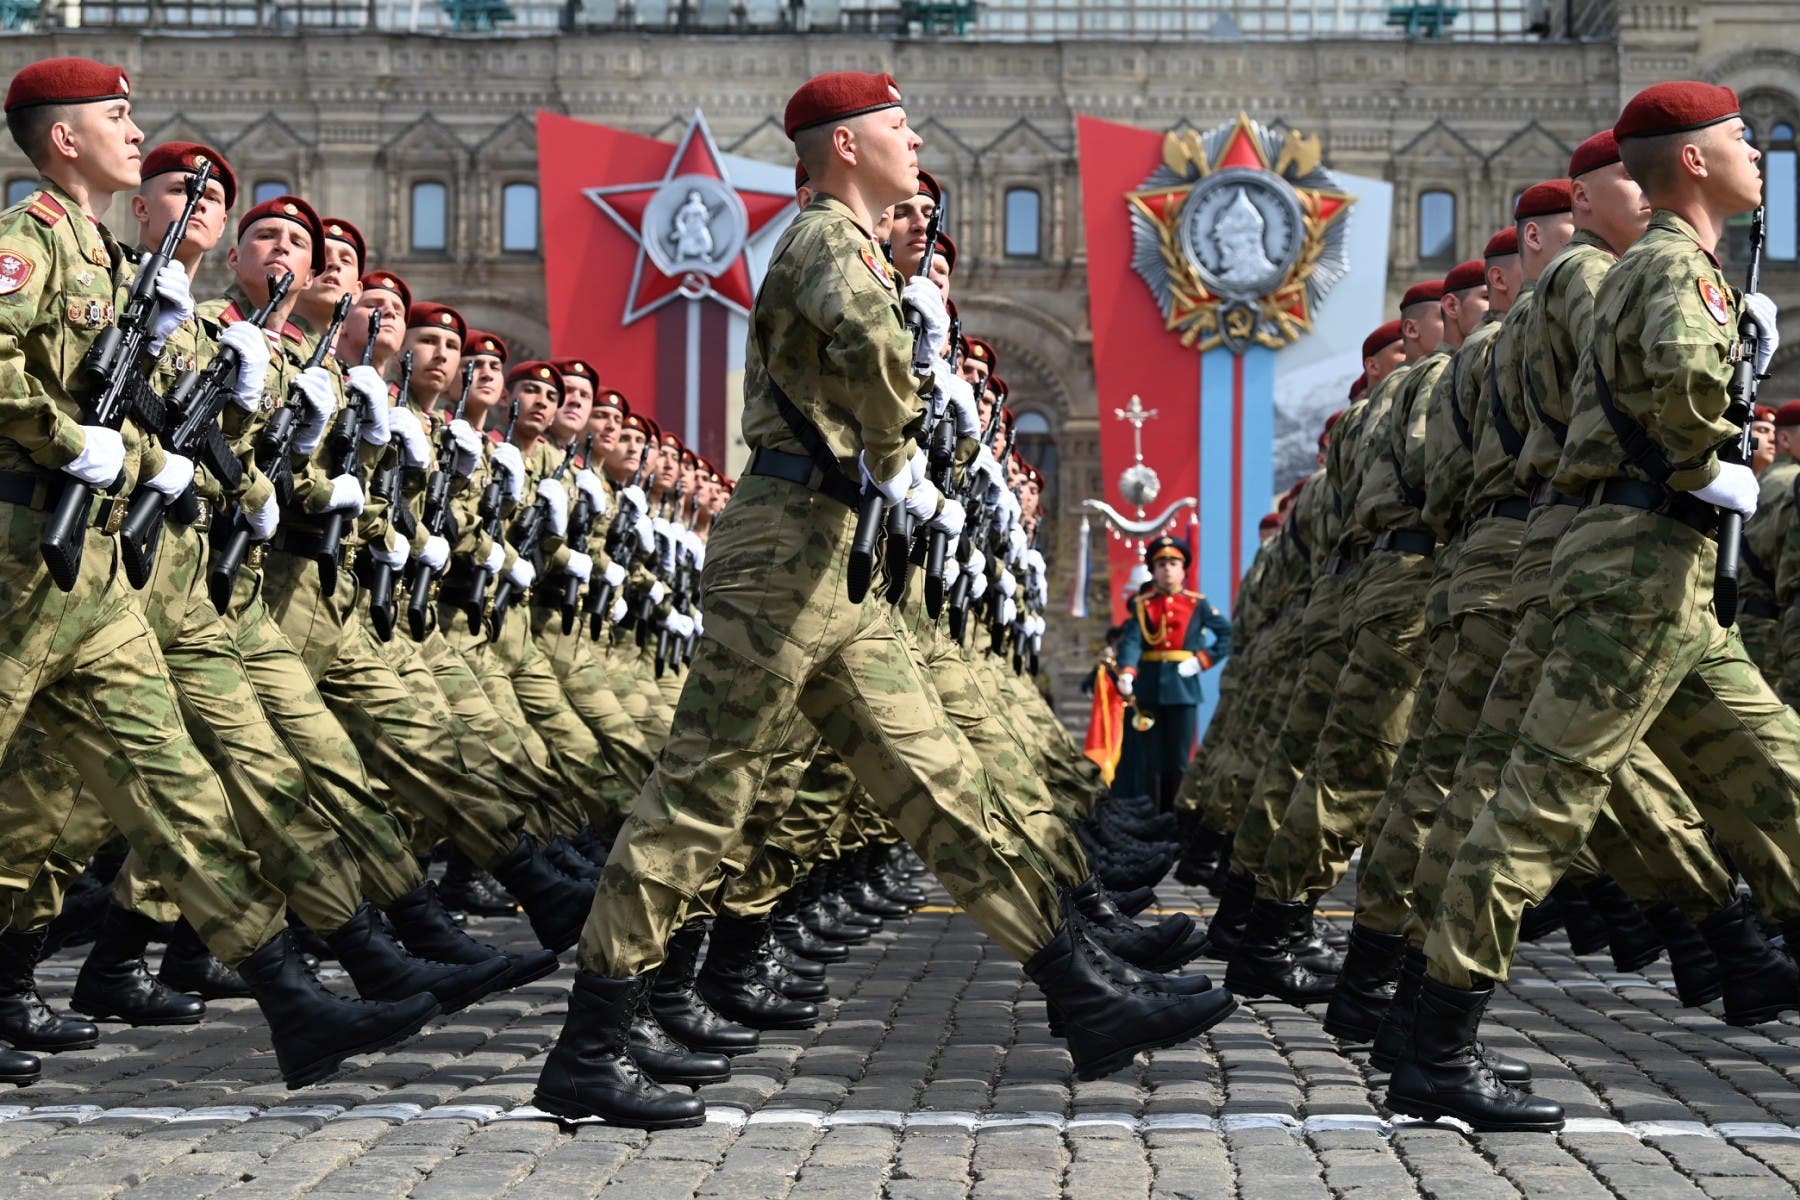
left=1486, top=498, right=1531, bottom=522
left=1372, top=529, right=1436, bottom=557
left=1588, top=478, right=1718, bottom=538
left=0, top=469, right=114, bottom=529
left=271, top=526, right=331, bottom=560
left=747, top=447, right=859, bottom=508
left=1743, top=597, right=1780, bottom=620
left=1530, top=480, right=1583, bottom=509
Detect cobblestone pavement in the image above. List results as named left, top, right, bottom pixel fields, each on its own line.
left=6, top=873, right=1800, bottom=1199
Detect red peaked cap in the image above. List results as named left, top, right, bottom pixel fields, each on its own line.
left=784, top=71, right=904, bottom=139
left=1484, top=227, right=1520, bottom=258
left=141, top=141, right=237, bottom=209
left=463, top=329, right=507, bottom=362
left=1443, top=258, right=1487, bottom=293
left=1515, top=179, right=1574, bottom=220
left=321, top=216, right=366, bottom=274
left=1569, top=129, right=1622, bottom=178
left=406, top=301, right=466, bottom=342
left=1614, top=81, right=1740, bottom=141
left=237, top=194, right=326, bottom=274
left=1362, top=320, right=1403, bottom=360
left=507, top=360, right=564, bottom=395
left=1400, top=279, right=1445, bottom=310
left=360, top=271, right=412, bottom=313
left=5, top=56, right=130, bottom=112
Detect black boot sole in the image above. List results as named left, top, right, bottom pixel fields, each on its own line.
left=1385, top=1092, right=1564, bottom=1133
left=0, top=1029, right=100, bottom=1053
left=1222, top=962, right=1336, bottom=1007
left=779, top=938, right=849, bottom=964
left=158, top=971, right=252, bottom=1001
left=69, top=1004, right=202, bottom=1027
left=1072, top=991, right=1238, bottom=1080
left=636, top=1062, right=731, bottom=1087
left=424, top=958, right=515, bottom=1015
left=282, top=1000, right=442, bottom=1089
left=1724, top=998, right=1800, bottom=1027
left=1321, top=1001, right=1386, bottom=1044
left=531, top=1088, right=706, bottom=1129
left=502, top=951, right=562, bottom=991
left=0, top=1067, right=39, bottom=1087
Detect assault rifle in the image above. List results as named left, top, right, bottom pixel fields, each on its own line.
left=557, top=434, right=597, bottom=635
left=313, top=309, right=384, bottom=597
left=1714, top=204, right=1766, bottom=628
left=489, top=436, right=578, bottom=637
left=465, top=394, right=521, bottom=633
left=588, top=444, right=651, bottom=640
left=405, top=360, right=473, bottom=641
left=362, top=349, right=413, bottom=642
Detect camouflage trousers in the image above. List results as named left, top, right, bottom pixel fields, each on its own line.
left=1200, top=605, right=1305, bottom=833
left=578, top=475, right=1064, bottom=975
left=1230, top=573, right=1347, bottom=878
left=1425, top=506, right=1800, bottom=988
left=1739, top=610, right=1781, bottom=693
left=1179, top=650, right=1245, bottom=815
left=1780, top=604, right=1800, bottom=710
left=0, top=513, right=284, bottom=966
left=531, top=608, right=658, bottom=819
left=602, top=632, right=675, bottom=746
left=1258, top=549, right=1433, bottom=903
left=1408, top=503, right=1737, bottom=949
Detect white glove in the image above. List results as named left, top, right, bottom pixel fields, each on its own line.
left=507, top=557, right=536, bottom=590
left=693, top=612, right=704, bottom=637
left=966, top=548, right=986, bottom=578
left=932, top=360, right=979, bottom=438
left=997, top=569, right=1017, bottom=598
left=1744, top=292, right=1780, bottom=375
left=418, top=533, right=449, bottom=573
left=369, top=527, right=409, bottom=570
left=490, top=442, right=526, bottom=503
left=1688, top=461, right=1759, bottom=517
left=64, top=425, right=125, bottom=487
left=447, top=418, right=484, bottom=478
left=536, top=478, right=569, bottom=537
left=620, top=485, right=648, bottom=516
left=1006, top=525, right=1028, bottom=565
left=970, top=570, right=988, bottom=600
left=563, top=550, right=592, bottom=582
left=1000, top=596, right=1018, bottom=627
left=1177, top=656, right=1203, bottom=678
left=246, top=490, right=280, bottom=540
left=903, top=478, right=943, bottom=525
left=636, top=519, right=657, bottom=554
left=576, top=468, right=608, bottom=516
left=143, top=452, right=194, bottom=498
left=218, top=321, right=270, bottom=412
left=860, top=450, right=913, bottom=505
left=996, top=489, right=1022, bottom=531
left=944, top=558, right=961, bottom=587
left=611, top=595, right=629, bottom=624
left=647, top=580, right=667, bottom=606
left=290, top=367, right=337, bottom=456
left=665, top=611, right=695, bottom=639
left=928, top=496, right=965, bottom=538
left=603, top=560, right=627, bottom=589
left=1116, top=671, right=1134, bottom=697
left=345, top=366, right=390, bottom=446
left=972, top=445, right=1004, bottom=493
left=902, top=276, right=950, bottom=355
left=482, top=541, right=505, bottom=574
left=1025, top=549, right=1047, bottom=575
left=680, top=529, right=704, bottom=561
left=147, top=260, right=194, bottom=351
left=389, top=407, right=429, bottom=469
left=323, top=473, right=364, bottom=515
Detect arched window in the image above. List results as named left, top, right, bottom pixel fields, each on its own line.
left=1417, top=189, right=1455, bottom=263
left=1013, top=409, right=1058, bottom=504
left=1004, top=187, right=1042, bottom=258
left=1767, top=122, right=1797, bottom=262
left=5, top=178, right=36, bottom=206
left=411, top=181, right=448, bottom=253
left=252, top=179, right=289, bottom=204
left=501, top=182, right=539, bottom=253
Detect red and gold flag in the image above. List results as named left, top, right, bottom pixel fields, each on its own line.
left=1083, top=667, right=1126, bottom=786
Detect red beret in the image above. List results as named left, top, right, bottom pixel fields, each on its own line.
left=5, top=57, right=130, bottom=113
left=1324, top=406, right=1347, bottom=438
left=1515, top=180, right=1574, bottom=221
left=1569, top=130, right=1622, bottom=179
left=917, top=169, right=942, bottom=205
left=463, top=329, right=507, bottom=362
left=237, top=194, right=326, bottom=274
left=507, top=360, right=564, bottom=394
left=1753, top=404, right=1776, bottom=423
left=784, top=71, right=904, bottom=139
left=1484, top=227, right=1520, bottom=258
left=794, top=161, right=809, bottom=192
left=1615, top=81, right=1740, bottom=142
left=659, top=428, right=685, bottom=453
left=640, top=415, right=663, bottom=445
left=987, top=376, right=1009, bottom=402
left=554, top=359, right=597, bottom=387
left=1259, top=511, right=1282, bottom=531
left=595, top=388, right=629, bottom=415
left=961, top=336, right=997, bottom=372
left=1443, top=258, right=1487, bottom=293
left=934, top=230, right=958, bottom=275
left=999, top=406, right=1016, bottom=431
left=359, top=271, right=411, bottom=313
left=1774, top=400, right=1800, bottom=428
left=321, top=217, right=366, bottom=273
left=406, top=301, right=466, bottom=342
left=1362, top=320, right=1403, bottom=361
left=1400, top=279, right=1445, bottom=310
left=141, top=141, right=237, bottom=210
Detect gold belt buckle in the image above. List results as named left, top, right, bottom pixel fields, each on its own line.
left=99, top=497, right=125, bottom=535
left=247, top=545, right=265, bottom=568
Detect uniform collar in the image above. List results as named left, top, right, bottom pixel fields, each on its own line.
left=812, top=193, right=877, bottom=240
left=40, top=178, right=113, bottom=269
left=1567, top=226, right=1618, bottom=259
left=1649, top=210, right=1720, bottom=267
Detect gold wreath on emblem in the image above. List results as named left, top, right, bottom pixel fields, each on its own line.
left=1126, top=113, right=1354, bottom=355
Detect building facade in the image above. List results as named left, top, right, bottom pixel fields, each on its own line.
left=2, top=1, right=1796, bottom=715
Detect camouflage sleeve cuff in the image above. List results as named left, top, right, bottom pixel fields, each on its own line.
left=1668, top=458, right=1719, bottom=493
left=239, top=467, right=274, bottom=512
left=31, top=410, right=86, bottom=471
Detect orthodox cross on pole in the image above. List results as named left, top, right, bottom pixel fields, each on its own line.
left=1113, top=394, right=1158, bottom=465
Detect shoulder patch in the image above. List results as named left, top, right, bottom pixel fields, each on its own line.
left=0, top=249, right=34, bottom=295
left=24, top=193, right=64, bottom=228
left=1697, top=277, right=1730, bottom=326
left=860, top=245, right=893, bottom=290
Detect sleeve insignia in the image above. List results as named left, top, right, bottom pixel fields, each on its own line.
left=860, top=245, right=894, bottom=290
left=24, top=194, right=64, bottom=227
left=0, top=250, right=34, bottom=295
left=1697, top=278, right=1730, bottom=325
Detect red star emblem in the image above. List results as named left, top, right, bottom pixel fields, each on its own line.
left=585, top=110, right=794, bottom=322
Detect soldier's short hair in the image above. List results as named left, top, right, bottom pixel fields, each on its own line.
left=1618, top=131, right=1683, bottom=200
left=6, top=103, right=66, bottom=169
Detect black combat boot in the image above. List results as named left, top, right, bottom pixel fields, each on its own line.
left=0, top=1047, right=38, bottom=1087
left=1646, top=904, right=1723, bottom=1007
left=438, top=850, right=519, bottom=917
left=157, top=919, right=252, bottom=999
left=534, top=973, right=706, bottom=1128
left=1068, top=876, right=1207, bottom=972
left=696, top=914, right=820, bottom=1030
left=1223, top=899, right=1337, bottom=1005
left=383, top=881, right=559, bottom=992
left=773, top=892, right=849, bottom=964
left=1583, top=875, right=1664, bottom=973
left=545, top=836, right=603, bottom=882
left=239, top=929, right=440, bottom=1087
left=1174, top=819, right=1226, bottom=887
left=1385, top=976, right=1564, bottom=1132
left=839, top=850, right=911, bottom=919
left=1557, top=880, right=1610, bottom=955
left=817, top=862, right=883, bottom=933
left=1322, top=924, right=1405, bottom=1044
left=868, top=845, right=927, bottom=908
left=1205, top=872, right=1255, bottom=959
left=1517, top=890, right=1566, bottom=943
left=758, top=933, right=829, bottom=1002
left=286, top=911, right=333, bottom=965
left=40, top=865, right=115, bottom=957
left=796, top=872, right=869, bottom=946
left=648, top=922, right=759, bottom=1057
left=1288, top=902, right=1344, bottom=977
left=70, top=907, right=205, bottom=1026
left=1370, top=948, right=1531, bottom=1083
left=627, top=981, right=731, bottom=1087
left=1110, top=886, right=1157, bottom=918
left=1700, top=900, right=1800, bottom=1025
left=0, top=929, right=100, bottom=1051
left=1206, top=832, right=1236, bottom=896
left=489, top=834, right=596, bottom=954
left=326, top=903, right=513, bottom=1014
left=1025, top=911, right=1237, bottom=1080
left=769, top=935, right=826, bottom=981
